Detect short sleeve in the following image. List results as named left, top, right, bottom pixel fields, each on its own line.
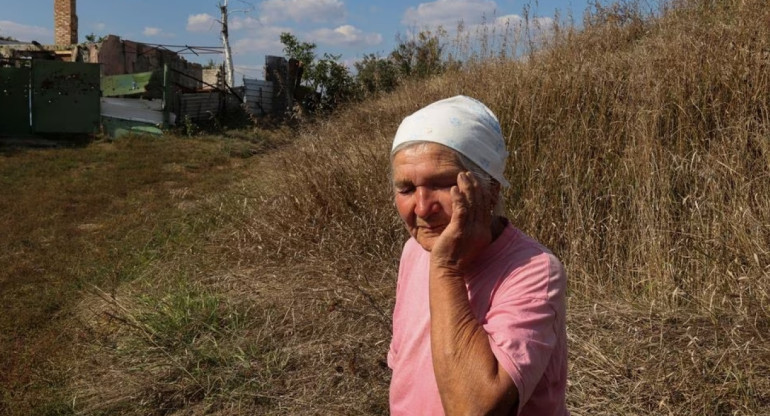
left=482, top=252, right=565, bottom=412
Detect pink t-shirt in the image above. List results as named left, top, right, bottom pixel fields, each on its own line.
left=388, top=224, right=568, bottom=415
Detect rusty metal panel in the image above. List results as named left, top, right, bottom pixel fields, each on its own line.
left=31, top=60, right=100, bottom=134
left=0, top=67, right=31, bottom=135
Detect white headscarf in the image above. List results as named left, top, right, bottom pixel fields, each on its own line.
left=392, top=95, right=510, bottom=187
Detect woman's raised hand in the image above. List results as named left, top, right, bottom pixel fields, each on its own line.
left=430, top=171, right=494, bottom=273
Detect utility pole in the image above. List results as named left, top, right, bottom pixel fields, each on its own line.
left=220, top=0, right=235, bottom=88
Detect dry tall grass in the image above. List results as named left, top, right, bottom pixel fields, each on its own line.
left=3, top=0, right=769, bottom=414
left=213, top=0, right=768, bottom=413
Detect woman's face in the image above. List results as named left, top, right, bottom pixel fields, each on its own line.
left=391, top=143, right=463, bottom=252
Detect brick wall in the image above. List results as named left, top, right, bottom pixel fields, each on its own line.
left=202, top=68, right=223, bottom=89
left=96, top=34, right=204, bottom=97
left=54, top=0, right=78, bottom=46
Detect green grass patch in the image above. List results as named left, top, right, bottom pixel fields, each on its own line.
left=0, top=134, right=274, bottom=414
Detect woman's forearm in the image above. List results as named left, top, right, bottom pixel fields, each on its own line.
left=429, top=264, right=518, bottom=415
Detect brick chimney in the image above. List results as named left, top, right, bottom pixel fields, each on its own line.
left=54, top=0, right=78, bottom=45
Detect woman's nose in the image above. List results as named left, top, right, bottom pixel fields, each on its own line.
left=414, top=187, right=440, bottom=218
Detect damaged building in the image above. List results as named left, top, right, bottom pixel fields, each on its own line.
left=1, top=0, right=221, bottom=92
left=0, top=0, right=238, bottom=138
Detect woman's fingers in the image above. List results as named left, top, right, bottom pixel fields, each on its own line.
left=452, top=171, right=493, bottom=235
left=461, top=171, right=486, bottom=223
left=437, top=171, right=492, bottom=270
left=449, top=184, right=464, bottom=221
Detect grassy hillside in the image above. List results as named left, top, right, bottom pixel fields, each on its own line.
left=2, top=0, right=768, bottom=414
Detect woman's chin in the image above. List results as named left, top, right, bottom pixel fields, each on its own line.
left=414, top=228, right=445, bottom=251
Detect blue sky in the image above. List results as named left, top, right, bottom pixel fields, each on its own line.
left=2, top=0, right=597, bottom=81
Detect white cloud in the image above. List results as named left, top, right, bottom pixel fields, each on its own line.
left=309, top=25, right=382, bottom=47
left=234, top=37, right=281, bottom=55
left=0, top=20, right=52, bottom=42
left=93, top=22, right=106, bottom=31
left=141, top=27, right=174, bottom=38
left=187, top=13, right=263, bottom=33
left=143, top=27, right=162, bottom=36
left=260, top=0, right=346, bottom=24
left=402, top=0, right=498, bottom=28
left=187, top=13, right=216, bottom=32
left=230, top=16, right=262, bottom=31
left=232, top=24, right=292, bottom=55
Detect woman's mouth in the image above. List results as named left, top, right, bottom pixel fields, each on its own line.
left=420, top=224, right=446, bottom=233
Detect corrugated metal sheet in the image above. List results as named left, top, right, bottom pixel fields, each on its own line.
left=243, top=78, right=274, bottom=116
left=101, top=97, right=174, bottom=125
left=100, top=98, right=170, bottom=138
left=178, top=92, right=222, bottom=122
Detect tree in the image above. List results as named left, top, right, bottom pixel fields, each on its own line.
left=279, top=32, right=316, bottom=69
left=309, top=53, right=356, bottom=109
left=84, top=33, right=105, bottom=43
left=354, top=53, right=399, bottom=96
left=279, top=32, right=356, bottom=112
left=390, top=29, right=446, bottom=79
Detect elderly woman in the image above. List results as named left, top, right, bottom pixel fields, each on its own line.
left=387, top=96, right=568, bottom=415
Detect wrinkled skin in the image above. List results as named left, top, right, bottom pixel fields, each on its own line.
left=391, top=143, right=516, bottom=415
left=391, top=142, right=502, bottom=261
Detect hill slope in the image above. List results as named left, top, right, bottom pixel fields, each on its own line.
left=2, top=0, right=768, bottom=414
